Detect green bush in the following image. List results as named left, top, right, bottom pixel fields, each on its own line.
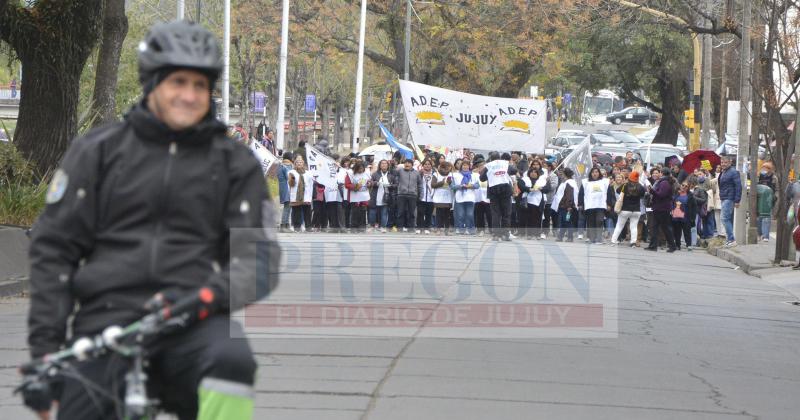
left=0, top=142, right=45, bottom=226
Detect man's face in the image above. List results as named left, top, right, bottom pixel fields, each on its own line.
left=147, top=70, right=211, bottom=131
left=720, top=158, right=731, bottom=170
left=404, top=161, right=413, bottom=170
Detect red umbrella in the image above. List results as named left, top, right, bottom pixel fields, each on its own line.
left=682, top=150, right=720, bottom=173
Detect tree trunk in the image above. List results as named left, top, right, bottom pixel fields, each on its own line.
left=90, top=0, right=128, bottom=128
left=652, top=77, right=683, bottom=146
left=334, top=97, right=345, bottom=151
left=320, top=102, right=330, bottom=142
left=718, top=43, right=728, bottom=140
left=0, top=0, right=104, bottom=176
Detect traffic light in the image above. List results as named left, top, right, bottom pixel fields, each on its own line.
left=385, top=91, right=392, bottom=104
left=684, top=109, right=695, bottom=129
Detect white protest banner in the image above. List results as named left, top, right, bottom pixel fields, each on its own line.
left=250, top=141, right=279, bottom=174
left=306, top=145, right=339, bottom=190
left=398, top=80, right=546, bottom=153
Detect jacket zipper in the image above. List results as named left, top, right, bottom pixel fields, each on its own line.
left=149, top=141, right=177, bottom=279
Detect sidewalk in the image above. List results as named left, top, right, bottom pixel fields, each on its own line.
left=710, top=241, right=800, bottom=300
left=0, top=226, right=29, bottom=297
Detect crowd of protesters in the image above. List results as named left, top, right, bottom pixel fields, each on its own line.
left=270, top=142, right=798, bottom=261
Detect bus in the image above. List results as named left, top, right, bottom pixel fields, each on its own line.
left=581, top=89, right=624, bottom=125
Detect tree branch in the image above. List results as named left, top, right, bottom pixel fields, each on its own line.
left=619, top=84, right=664, bottom=113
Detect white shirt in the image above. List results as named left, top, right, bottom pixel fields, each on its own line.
left=419, top=172, right=435, bottom=202
left=551, top=179, right=579, bottom=212
left=522, top=177, right=544, bottom=206
left=288, top=170, right=314, bottom=204
left=485, top=160, right=511, bottom=188
left=375, top=171, right=391, bottom=206
left=581, top=178, right=610, bottom=210
left=452, top=172, right=479, bottom=203
left=348, top=171, right=371, bottom=203
left=336, top=168, right=349, bottom=202
left=432, top=172, right=453, bottom=204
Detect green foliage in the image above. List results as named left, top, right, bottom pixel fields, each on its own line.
left=566, top=19, right=692, bottom=104
left=0, top=142, right=45, bottom=227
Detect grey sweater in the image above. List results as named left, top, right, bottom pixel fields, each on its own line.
left=395, top=168, right=422, bottom=197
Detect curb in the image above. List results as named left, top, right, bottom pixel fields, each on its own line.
left=0, top=277, right=28, bottom=297
left=709, top=247, right=800, bottom=300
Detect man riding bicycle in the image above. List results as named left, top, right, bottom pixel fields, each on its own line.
left=23, top=21, right=280, bottom=419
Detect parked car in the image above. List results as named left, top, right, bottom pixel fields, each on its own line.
left=551, top=135, right=587, bottom=150
left=606, top=107, right=659, bottom=125
left=635, top=143, right=684, bottom=167
left=589, top=133, right=625, bottom=148
left=597, top=130, right=642, bottom=148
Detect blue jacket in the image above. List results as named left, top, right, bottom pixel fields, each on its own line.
left=718, top=167, right=742, bottom=203
left=277, top=163, right=292, bottom=204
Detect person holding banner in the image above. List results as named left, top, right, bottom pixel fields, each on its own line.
left=479, top=152, right=517, bottom=242
left=417, top=159, right=436, bottom=234
left=288, top=157, right=313, bottom=232
left=323, top=166, right=343, bottom=233
left=519, top=167, right=548, bottom=240
left=452, top=160, right=480, bottom=235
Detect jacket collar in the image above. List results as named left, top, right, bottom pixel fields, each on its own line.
left=126, top=99, right=227, bottom=146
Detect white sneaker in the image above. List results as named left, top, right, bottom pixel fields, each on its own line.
left=424, top=230, right=431, bottom=235
left=509, top=233, right=517, bottom=239
left=415, top=229, right=421, bottom=234
left=762, top=237, right=769, bottom=242
left=540, top=233, right=546, bottom=240
left=367, top=227, right=374, bottom=233
left=381, top=227, right=387, bottom=233
left=402, top=228, right=408, bottom=233
left=577, top=234, right=584, bottom=240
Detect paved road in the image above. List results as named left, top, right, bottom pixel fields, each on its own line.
left=2, top=233, right=799, bottom=419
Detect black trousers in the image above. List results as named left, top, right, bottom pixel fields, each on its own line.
left=585, top=208, right=605, bottom=243
left=342, top=202, right=352, bottom=228
left=417, top=201, right=434, bottom=229
left=324, top=202, right=341, bottom=229
left=672, top=220, right=692, bottom=248
left=488, top=186, right=512, bottom=238
left=436, top=206, right=452, bottom=230
left=396, top=195, right=417, bottom=229
left=350, top=204, right=368, bottom=230
left=311, top=201, right=325, bottom=229
left=542, top=207, right=558, bottom=233
left=291, top=204, right=311, bottom=229
left=56, top=317, right=256, bottom=420
left=648, top=210, right=677, bottom=250
left=475, top=202, right=492, bottom=231
left=526, top=204, right=543, bottom=237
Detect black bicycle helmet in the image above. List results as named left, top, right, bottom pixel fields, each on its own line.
left=138, top=20, right=222, bottom=86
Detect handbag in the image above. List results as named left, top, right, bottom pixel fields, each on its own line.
left=614, top=192, right=624, bottom=214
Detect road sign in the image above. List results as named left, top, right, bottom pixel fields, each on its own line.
left=305, top=94, right=316, bottom=113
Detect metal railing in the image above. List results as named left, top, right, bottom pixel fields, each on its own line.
left=0, top=88, right=21, bottom=100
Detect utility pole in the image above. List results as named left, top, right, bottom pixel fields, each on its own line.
left=276, top=0, right=290, bottom=151
left=734, top=0, right=751, bottom=244
left=402, top=0, right=411, bottom=142
left=700, top=0, right=712, bottom=149
left=222, top=0, right=230, bottom=124
left=177, top=0, right=184, bottom=19
left=196, top=0, right=201, bottom=23
left=351, top=0, right=367, bottom=153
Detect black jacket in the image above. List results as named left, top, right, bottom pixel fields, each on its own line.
left=27, top=102, right=281, bottom=358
